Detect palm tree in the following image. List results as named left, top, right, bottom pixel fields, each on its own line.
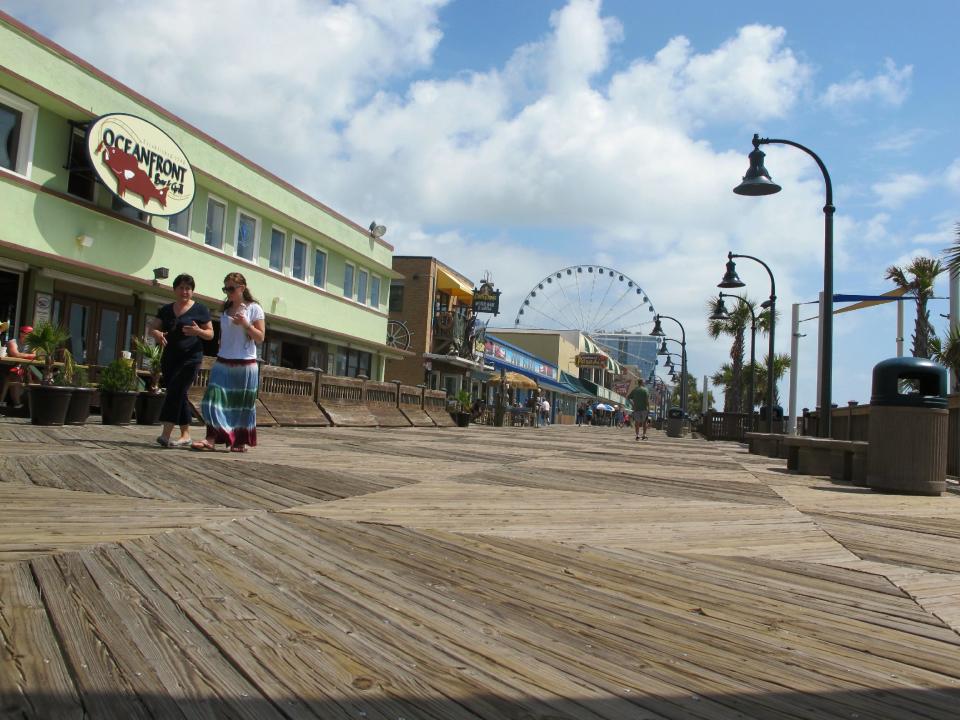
left=751, top=353, right=792, bottom=406
left=931, top=327, right=960, bottom=390
left=885, top=256, right=942, bottom=358
left=706, top=297, right=750, bottom=412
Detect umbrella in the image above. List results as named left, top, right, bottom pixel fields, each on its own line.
left=487, top=371, right=538, bottom=390
left=595, top=403, right=614, bottom=412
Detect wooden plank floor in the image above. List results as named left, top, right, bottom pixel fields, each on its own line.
left=1, top=420, right=959, bottom=719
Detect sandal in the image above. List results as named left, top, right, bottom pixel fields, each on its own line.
left=156, top=436, right=171, bottom=448
left=229, top=445, right=248, bottom=453
left=190, top=441, right=216, bottom=452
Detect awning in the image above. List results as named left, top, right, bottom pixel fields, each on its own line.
left=436, top=264, right=474, bottom=302
left=581, top=335, right=623, bottom=374
left=423, top=352, right=484, bottom=370
left=537, top=375, right=579, bottom=396
left=560, top=371, right=597, bottom=397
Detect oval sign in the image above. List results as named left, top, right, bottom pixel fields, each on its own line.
left=86, top=113, right=195, bottom=217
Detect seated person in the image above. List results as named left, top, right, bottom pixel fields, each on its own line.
left=6, top=326, right=36, bottom=361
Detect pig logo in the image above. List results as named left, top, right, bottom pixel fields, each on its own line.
left=95, top=141, right=169, bottom=208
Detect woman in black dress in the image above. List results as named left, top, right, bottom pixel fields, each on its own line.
left=148, top=273, right=214, bottom=447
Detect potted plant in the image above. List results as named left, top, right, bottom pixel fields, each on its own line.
left=58, top=350, right=94, bottom=425
left=453, top=389, right=472, bottom=427
left=132, top=336, right=165, bottom=425
left=98, top=357, right=140, bottom=424
left=24, top=323, right=73, bottom=425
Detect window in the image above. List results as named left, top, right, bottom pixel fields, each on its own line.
left=335, top=347, right=372, bottom=378
left=343, top=263, right=355, bottom=299
left=0, top=88, right=37, bottom=177
left=357, top=269, right=368, bottom=305
left=269, top=228, right=285, bottom=271
left=291, top=238, right=307, bottom=281
left=168, top=206, right=191, bottom=236
left=313, top=248, right=327, bottom=288
left=67, top=127, right=96, bottom=201
left=205, top=196, right=226, bottom=249
left=235, top=210, right=259, bottom=262
left=389, top=281, right=404, bottom=312
left=369, top=275, right=381, bottom=309
left=111, top=193, right=147, bottom=221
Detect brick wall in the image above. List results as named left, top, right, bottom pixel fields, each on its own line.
left=384, top=257, right=436, bottom=386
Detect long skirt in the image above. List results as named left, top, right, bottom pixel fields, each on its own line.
left=200, top=358, right=258, bottom=447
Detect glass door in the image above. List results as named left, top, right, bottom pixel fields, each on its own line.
left=95, top=304, right=124, bottom=366
left=66, top=300, right=93, bottom=364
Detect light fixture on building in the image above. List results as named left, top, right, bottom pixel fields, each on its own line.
left=369, top=222, right=387, bottom=238
left=152, top=267, right=169, bottom=281
left=76, top=234, right=94, bottom=248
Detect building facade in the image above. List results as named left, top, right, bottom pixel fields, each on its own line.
left=0, top=13, right=405, bottom=379
left=385, top=257, right=483, bottom=395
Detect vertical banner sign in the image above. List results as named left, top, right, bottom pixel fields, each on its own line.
left=472, top=282, right=501, bottom=315
left=86, top=114, right=195, bottom=217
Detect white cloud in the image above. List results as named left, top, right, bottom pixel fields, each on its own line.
left=871, top=173, right=930, bottom=208
left=945, top=158, right=960, bottom=193
left=821, top=58, right=912, bottom=108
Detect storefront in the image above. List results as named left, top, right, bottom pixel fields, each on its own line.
left=0, top=13, right=407, bottom=379
left=484, top=334, right=582, bottom=424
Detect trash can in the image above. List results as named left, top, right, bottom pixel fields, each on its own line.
left=867, top=357, right=948, bottom=495
left=666, top=406, right=685, bottom=438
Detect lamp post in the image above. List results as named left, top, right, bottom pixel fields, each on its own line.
left=710, top=293, right=761, bottom=426
left=734, top=133, right=833, bottom=437
left=651, top=314, right=687, bottom=416
left=718, top=252, right=777, bottom=432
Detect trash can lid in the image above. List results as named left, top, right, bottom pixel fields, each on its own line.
left=870, top=357, right=948, bottom=408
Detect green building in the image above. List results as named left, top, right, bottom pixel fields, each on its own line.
left=0, top=12, right=404, bottom=379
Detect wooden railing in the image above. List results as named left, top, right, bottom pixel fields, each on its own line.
left=260, top=366, right=314, bottom=397
left=315, top=374, right=364, bottom=405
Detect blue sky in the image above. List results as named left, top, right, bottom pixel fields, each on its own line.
left=5, top=0, right=960, bottom=410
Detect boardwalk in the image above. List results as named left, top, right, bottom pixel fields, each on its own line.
left=1, top=420, right=959, bottom=719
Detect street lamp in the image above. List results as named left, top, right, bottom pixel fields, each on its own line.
left=734, top=133, right=834, bottom=437
left=651, top=314, right=687, bottom=416
left=719, top=252, right=777, bottom=432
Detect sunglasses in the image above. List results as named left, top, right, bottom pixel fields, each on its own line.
left=222, top=285, right=240, bottom=293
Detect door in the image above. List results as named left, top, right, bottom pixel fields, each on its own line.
left=95, top=304, right=124, bottom=365
left=63, top=297, right=133, bottom=366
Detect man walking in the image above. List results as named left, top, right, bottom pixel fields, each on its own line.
left=627, top=379, right=650, bottom=440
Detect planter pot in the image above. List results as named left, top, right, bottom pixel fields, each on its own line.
left=135, top=390, right=166, bottom=425
left=28, top=385, right=74, bottom=426
left=65, top=388, right=95, bottom=425
left=455, top=411, right=472, bottom=427
left=100, top=390, right=139, bottom=425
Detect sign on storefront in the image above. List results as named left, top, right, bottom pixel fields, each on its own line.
left=472, top=282, right=501, bottom=315
left=86, top=113, right=195, bottom=216
left=575, top=353, right=608, bottom=369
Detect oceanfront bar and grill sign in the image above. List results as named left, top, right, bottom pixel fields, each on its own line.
left=86, top=114, right=195, bottom=216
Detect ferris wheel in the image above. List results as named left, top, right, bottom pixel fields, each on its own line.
left=513, top=265, right=658, bottom=364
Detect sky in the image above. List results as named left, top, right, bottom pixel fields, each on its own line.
left=5, top=0, right=960, bottom=410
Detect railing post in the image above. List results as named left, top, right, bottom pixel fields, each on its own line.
left=357, top=374, right=369, bottom=402
left=847, top=401, right=857, bottom=441
left=392, top=379, right=402, bottom=409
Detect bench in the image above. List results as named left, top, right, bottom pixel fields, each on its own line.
left=744, top=432, right=788, bottom=459
left=782, top=436, right=868, bottom=485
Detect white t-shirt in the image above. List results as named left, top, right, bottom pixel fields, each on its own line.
left=218, top=302, right=264, bottom=360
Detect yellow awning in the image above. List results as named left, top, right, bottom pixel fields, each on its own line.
left=833, top=286, right=911, bottom=315
left=436, top=265, right=474, bottom=302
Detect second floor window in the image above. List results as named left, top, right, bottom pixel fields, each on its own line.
left=370, top=276, right=381, bottom=309
left=67, top=127, right=96, bottom=201
left=292, top=238, right=307, bottom=281
left=269, top=229, right=285, bottom=271
left=343, top=264, right=355, bottom=298
left=236, top=212, right=258, bottom=261
left=389, top=281, right=404, bottom=312
left=313, top=249, right=327, bottom=288
left=168, top=207, right=190, bottom=236
left=357, top=269, right=368, bottom=305
left=205, top=197, right=226, bottom=249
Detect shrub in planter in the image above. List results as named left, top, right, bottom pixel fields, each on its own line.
left=58, top=352, right=94, bottom=425
left=98, top=358, right=139, bottom=425
left=24, top=323, right=72, bottom=426
left=452, top=389, right=472, bottom=427
left=132, top=336, right=164, bottom=425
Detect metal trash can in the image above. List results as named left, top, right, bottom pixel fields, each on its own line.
left=867, top=357, right=948, bottom=495
left=666, top=407, right=685, bottom=438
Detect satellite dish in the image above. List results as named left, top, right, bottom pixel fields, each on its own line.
left=369, top=221, right=387, bottom=238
